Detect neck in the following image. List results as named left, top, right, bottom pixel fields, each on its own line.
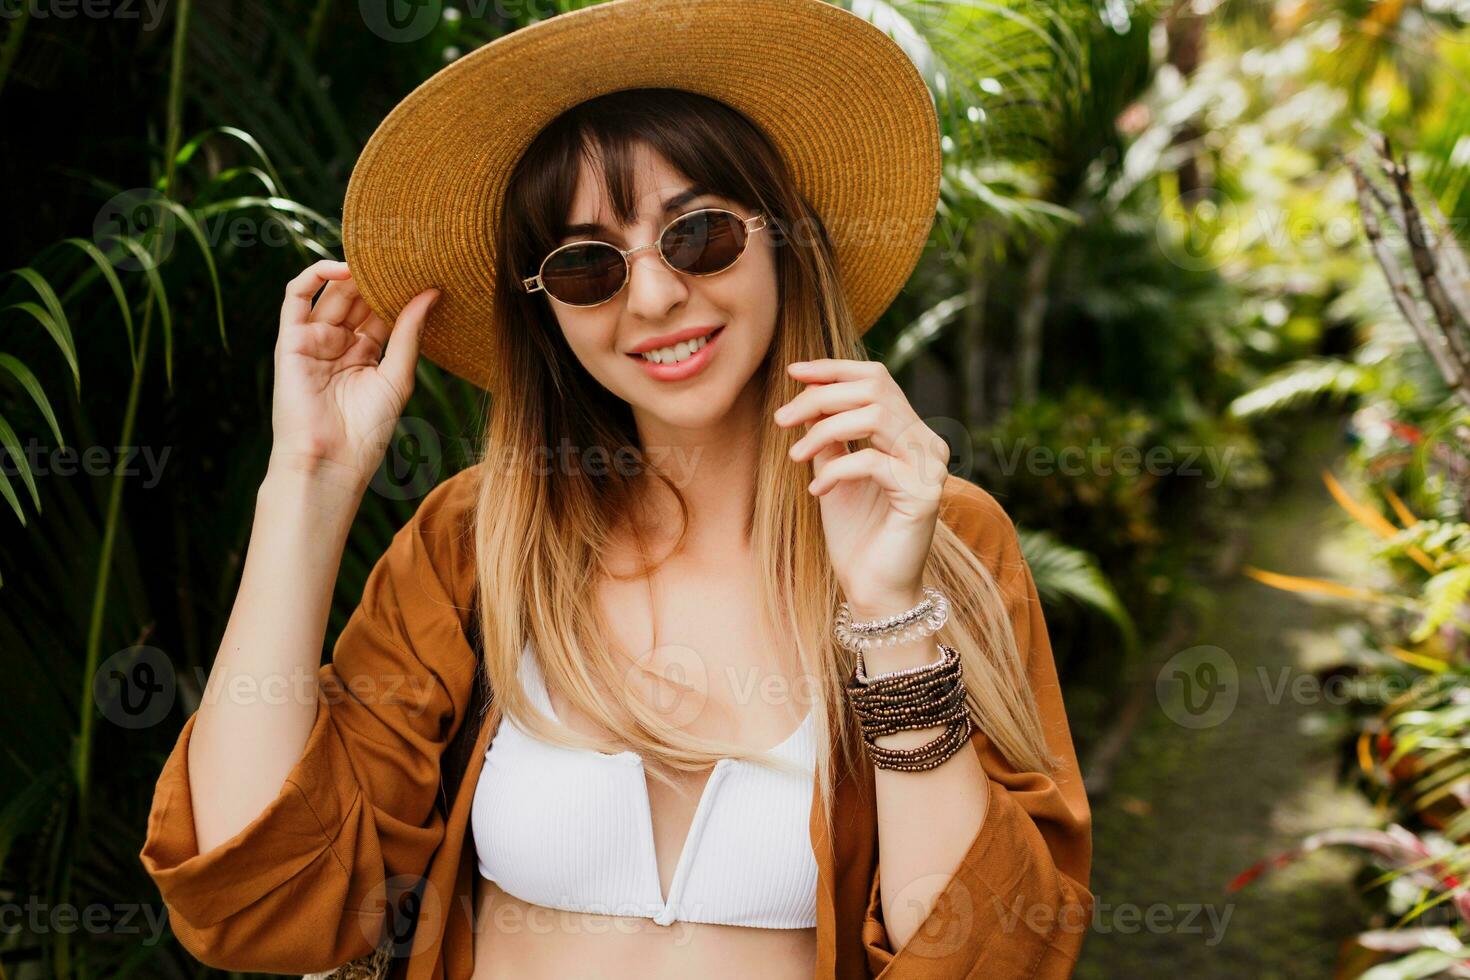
left=627, top=379, right=764, bottom=561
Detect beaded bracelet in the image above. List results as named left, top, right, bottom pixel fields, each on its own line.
left=856, top=644, right=947, bottom=685
left=834, top=585, right=949, bottom=653
left=843, top=643, right=973, bottom=772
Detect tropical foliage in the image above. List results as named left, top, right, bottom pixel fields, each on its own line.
left=5, top=0, right=1466, bottom=976
left=1227, top=132, right=1470, bottom=976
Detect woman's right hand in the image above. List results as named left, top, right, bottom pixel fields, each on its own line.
left=268, top=259, right=441, bottom=494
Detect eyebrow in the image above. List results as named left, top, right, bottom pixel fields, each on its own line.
left=560, top=184, right=714, bottom=241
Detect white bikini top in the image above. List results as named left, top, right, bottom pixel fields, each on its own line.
left=471, top=643, right=819, bottom=929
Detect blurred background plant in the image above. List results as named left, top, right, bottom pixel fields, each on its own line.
left=2, top=0, right=1468, bottom=977
left=1223, top=130, right=1470, bottom=977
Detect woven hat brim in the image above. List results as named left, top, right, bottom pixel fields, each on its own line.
left=341, top=0, right=941, bottom=393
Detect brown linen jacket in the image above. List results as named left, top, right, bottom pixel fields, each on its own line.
left=139, top=468, right=1094, bottom=979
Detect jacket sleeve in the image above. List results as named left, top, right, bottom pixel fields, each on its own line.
left=863, top=477, right=1095, bottom=978
left=138, top=470, right=482, bottom=974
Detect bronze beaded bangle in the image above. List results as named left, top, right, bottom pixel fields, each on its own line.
left=843, top=643, right=974, bottom=771
left=863, top=717, right=974, bottom=772
left=848, top=676, right=968, bottom=736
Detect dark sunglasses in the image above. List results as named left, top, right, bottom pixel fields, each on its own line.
left=521, top=207, right=768, bottom=308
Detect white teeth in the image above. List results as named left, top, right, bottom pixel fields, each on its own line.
left=641, top=333, right=710, bottom=364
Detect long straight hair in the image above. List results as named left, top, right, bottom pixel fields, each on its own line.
left=466, top=88, right=1059, bottom=841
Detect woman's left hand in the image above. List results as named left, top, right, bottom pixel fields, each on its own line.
left=775, top=359, right=951, bottom=614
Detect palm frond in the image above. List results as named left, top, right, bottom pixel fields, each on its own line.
left=1229, top=357, right=1377, bottom=419
left=1412, top=565, right=1470, bottom=642
left=1017, top=527, right=1138, bottom=652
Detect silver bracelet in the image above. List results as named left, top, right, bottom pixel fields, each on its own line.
left=833, top=585, right=949, bottom=652
left=856, top=642, right=947, bottom=684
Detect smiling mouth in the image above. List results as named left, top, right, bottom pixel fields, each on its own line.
left=626, top=326, right=725, bottom=365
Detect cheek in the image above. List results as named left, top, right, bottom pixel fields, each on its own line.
left=716, top=242, right=777, bottom=315
left=741, top=243, right=780, bottom=330
left=556, top=310, right=616, bottom=360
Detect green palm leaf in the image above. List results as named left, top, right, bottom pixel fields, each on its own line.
left=4, top=269, right=81, bottom=391
left=1018, top=526, right=1138, bottom=652
left=1229, top=357, right=1377, bottom=419
left=60, top=237, right=137, bottom=366
left=1412, top=565, right=1470, bottom=642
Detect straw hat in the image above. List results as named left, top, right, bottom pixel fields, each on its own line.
left=340, top=0, right=942, bottom=392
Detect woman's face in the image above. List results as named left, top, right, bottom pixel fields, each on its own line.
left=547, top=141, right=779, bottom=432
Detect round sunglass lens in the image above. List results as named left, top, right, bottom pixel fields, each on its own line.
left=541, top=242, right=625, bottom=305
left=661, top=210, right=747, bottom=275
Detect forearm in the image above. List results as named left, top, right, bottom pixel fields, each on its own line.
left=850, top=592, right=991, bottom=954
left=187, top=460, right=363, bottom=853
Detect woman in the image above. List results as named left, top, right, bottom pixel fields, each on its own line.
left=139, top=2, right=1093, bottom=978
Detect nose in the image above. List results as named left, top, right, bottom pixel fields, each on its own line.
left=623, top=239, right=688, bottom=320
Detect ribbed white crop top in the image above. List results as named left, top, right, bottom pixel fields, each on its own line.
left=471, top=643, right=819, bottom=929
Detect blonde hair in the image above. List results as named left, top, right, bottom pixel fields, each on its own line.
left=465, top=88, right=1060, bottom=843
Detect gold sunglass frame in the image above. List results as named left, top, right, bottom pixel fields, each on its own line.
left=521, top=208, right=768, bottom=308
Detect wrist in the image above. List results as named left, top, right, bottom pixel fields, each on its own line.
left=842, top=585, right=944, bottom=675
left=265, top=450, right=371, bottom=498
left=844, top=586, right=925, bottom=623
left=860, top=638, right=946, bottom=678
left=258, top=462, right=365, bottom=536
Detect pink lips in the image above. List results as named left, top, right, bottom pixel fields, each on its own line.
left=626, top=324, right=722, bottom=355
left=627, top=326, right=724, bottom=381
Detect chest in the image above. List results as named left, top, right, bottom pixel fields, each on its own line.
left=471, top=561, right=818, bottom=924
left=587, top=548, right=812, bottom=736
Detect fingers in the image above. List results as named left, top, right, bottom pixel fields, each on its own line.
left=774, top=378, right=878, bottom=428
left=808, top=447, right=905, bottom=496
left=354, top=308, right=391, bottom=353
left=281, top=259, right=351, bottom=327
left=777, top=360, right=893, bottom=427
left=778, top=358, right=948, bottom=497
left=278, top=320, right=359, bottom=362
left=342, top=292, right=374, bottom=329
left=278, top=262, right=436, bottom=379
left=378, top=287, right=441, bottom=399
left=787, top=359, right=890, bottom=383
left=789, top=404, right=895, bottom=460
left=308, top=276, right=362, bottom=327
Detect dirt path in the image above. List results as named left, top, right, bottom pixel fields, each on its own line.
left=1075, top=416, right=1380, bottom=977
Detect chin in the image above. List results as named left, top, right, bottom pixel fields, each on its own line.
left=633, top=389, right=739, bottom=431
